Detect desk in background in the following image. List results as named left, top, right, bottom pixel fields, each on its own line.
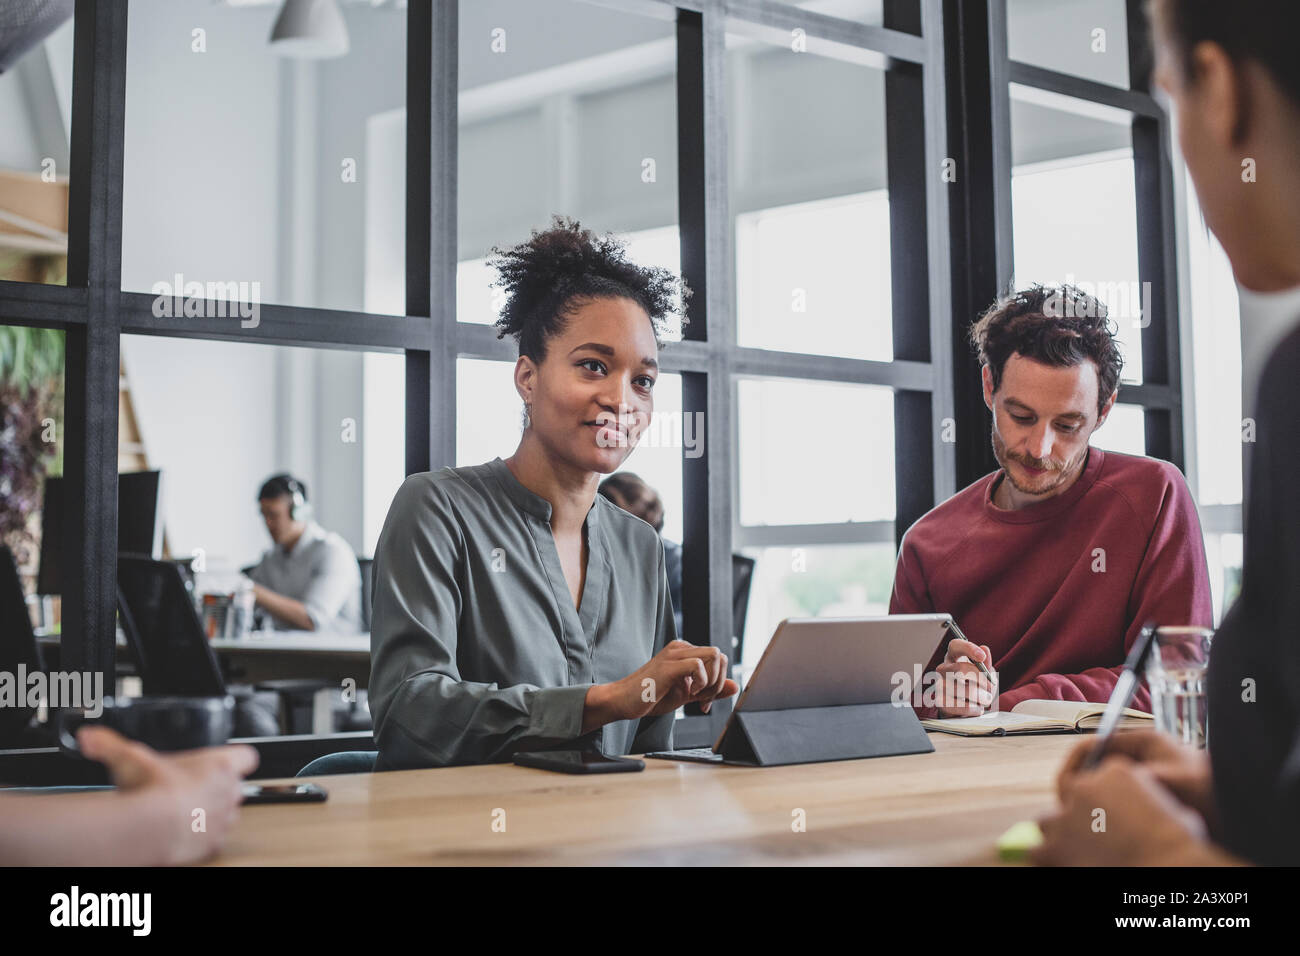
left=35, top=630, right=370, bottom=687
left=212, top=631, right=371, bottom=689
left=214, top=733, right=1073, bottom=866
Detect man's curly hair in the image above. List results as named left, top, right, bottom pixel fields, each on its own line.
left=488, top=215, right=690, bottom=362
left=970, top=284, right=1123, bottom=415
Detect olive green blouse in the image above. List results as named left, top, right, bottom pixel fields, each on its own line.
left=369, top=458, right=676, bottom=769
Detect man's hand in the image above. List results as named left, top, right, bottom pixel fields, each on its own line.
left=1032, top=755, right=1230, bottom=866
left=584, top=641, right=740, bottom=732
left=1056, top=729, right=1217, bottom=831
left=78, top=726, right=259, bottom=865
left=935, top=638, right=997, bottom=717
left=251, top=582, right=315, bottom=631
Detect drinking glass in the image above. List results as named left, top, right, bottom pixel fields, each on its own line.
left=1145, top=626, right=1213, bottom=748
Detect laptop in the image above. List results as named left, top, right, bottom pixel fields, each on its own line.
left=646, top=614, right=955, bottom=765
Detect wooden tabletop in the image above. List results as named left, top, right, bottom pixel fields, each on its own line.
left=213, top=732, right=1079, bottom=866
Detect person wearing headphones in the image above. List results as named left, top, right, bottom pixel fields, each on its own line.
left=246, top=473, right=363, bottom=633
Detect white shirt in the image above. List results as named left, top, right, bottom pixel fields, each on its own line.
left=249, top=521, right=363, bottom=633
left=1237, top=282, right=1300, bottom=499
left=1238, top=282, right=1300, bottom=417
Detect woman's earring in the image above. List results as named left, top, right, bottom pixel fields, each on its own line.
left=523, top=403, right=532, bottom=430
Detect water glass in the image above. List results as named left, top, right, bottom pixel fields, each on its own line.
left=1145, top=626, right=1213, bottom=748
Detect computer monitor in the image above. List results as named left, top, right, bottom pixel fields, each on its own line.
left=116, top=555, right=225, bottom=698
left=36, top=470, right=164, bottom=596
left=119, top=470, right=164, bottom=557
left=0, top=545, right=44, bottom=744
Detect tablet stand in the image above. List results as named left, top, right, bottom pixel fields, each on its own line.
left=715, top=702, right=934, bottom=766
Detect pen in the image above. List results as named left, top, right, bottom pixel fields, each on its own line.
left=945, top=618, right=997, bottom=684
left=1081, top=620, right=1159, bottom=770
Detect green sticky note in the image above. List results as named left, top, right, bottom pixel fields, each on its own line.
left=996, top=820, right=1043, bottom=862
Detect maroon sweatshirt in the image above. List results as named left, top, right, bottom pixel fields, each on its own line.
left=890, top=448, right=1213, bottom=713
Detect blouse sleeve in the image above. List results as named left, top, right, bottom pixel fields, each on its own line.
left=368, top=475, right=593, bottom=769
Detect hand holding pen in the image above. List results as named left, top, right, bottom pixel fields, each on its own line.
left=1080, top=621, right=1158, bottom=770
left=935, top=620, right=999, bottom=718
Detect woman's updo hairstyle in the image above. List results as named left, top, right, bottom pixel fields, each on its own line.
left=488, top=214, right=690, bottom=362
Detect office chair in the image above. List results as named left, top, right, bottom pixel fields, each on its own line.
left=229, top=556, right=372, bottom=733
left=116, top=555, right=282, bottom=737
left=357, top=555, right=374, bottom=631
left=0, top=545, right=46, bottom=747
left=731, top=553, right=756, bottom=663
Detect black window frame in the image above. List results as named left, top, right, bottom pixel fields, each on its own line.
left=0, top=0, right=1183, bottom=762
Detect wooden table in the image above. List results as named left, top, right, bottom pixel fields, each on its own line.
left=214, top=733, right=1077, bottom=866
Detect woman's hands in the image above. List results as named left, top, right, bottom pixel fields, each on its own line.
left=1055, top=729, right=1218, bottom=830
left=584, top=640, right=740, bottom=733
left=1032, top=754, right=1219, bottom=866
left=1034, top=730, right=1237, bottom=866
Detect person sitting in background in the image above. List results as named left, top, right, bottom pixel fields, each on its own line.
left=368, top=216, right=736, bottom=770
left=890, top=285, right=1212, bottom=716
left=0, top=726, right=256, bottom=865
left=1035, top=0, right=1300, bottom=867
left=598, top=472, right=684, bottom=638
left=246, top=473, right=363, bottom=633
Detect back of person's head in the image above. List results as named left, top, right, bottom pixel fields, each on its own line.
left=258, top=473, right=306, bottom=506
left=970, top=284, right=1123, bottom=415
left=488, top=214, right=690, bottom=363
left=598, top=471, right=645, bottom=501
left=598, top=472, right=665, bottom=533
left=1151, top=0, right=1300, bottom=109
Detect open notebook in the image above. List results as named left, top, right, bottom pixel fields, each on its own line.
left=921, top=699, right=1153, bottom=736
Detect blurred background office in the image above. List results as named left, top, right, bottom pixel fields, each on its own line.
left=0, top=0, right=1264, bottom=752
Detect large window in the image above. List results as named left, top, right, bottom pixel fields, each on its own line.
left=0, top=9, right=74, bottom=288
left=120, top=0, right=407, bottom=315
left=725, top=8, right=941, bottom=667
left=454, top=0, right=689, bottom=555
left=1182, top=170, right=1244, bottom=621
left=992, top=0, right=1185, bottom=474
left=1010, top=92, right=1144, bottom=382
left=1006, top=0, right=1129, bottom=89
left=0, top=0, right=1205, bottom=763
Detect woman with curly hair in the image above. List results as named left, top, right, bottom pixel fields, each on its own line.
left=368, top=216, right=736, bottom=769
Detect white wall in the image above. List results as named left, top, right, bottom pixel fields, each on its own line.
left=120, top=0, right=282, bottom=303
left=113, top=2, right=410, bottom=564
left=119, top=335, right=278, bottom=569
left=0, top=64, right=43, bottom=170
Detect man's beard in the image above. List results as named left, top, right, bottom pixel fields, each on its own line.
left=991, top=428, right=1084, bottom=497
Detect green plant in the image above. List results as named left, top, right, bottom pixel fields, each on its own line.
left=782, top=545, right=897, bottom=616
left=0, top=325, right=65, bottom=391
left=0, top=325, right=66, bottom=569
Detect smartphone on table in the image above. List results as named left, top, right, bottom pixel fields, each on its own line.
left=242, top=782, right=329, bottom=804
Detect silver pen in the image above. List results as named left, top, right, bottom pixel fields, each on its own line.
left=946, top=618, right=996, bottom=683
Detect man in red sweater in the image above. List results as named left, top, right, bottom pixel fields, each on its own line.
left=890, top=285, right=1213, bottom=716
